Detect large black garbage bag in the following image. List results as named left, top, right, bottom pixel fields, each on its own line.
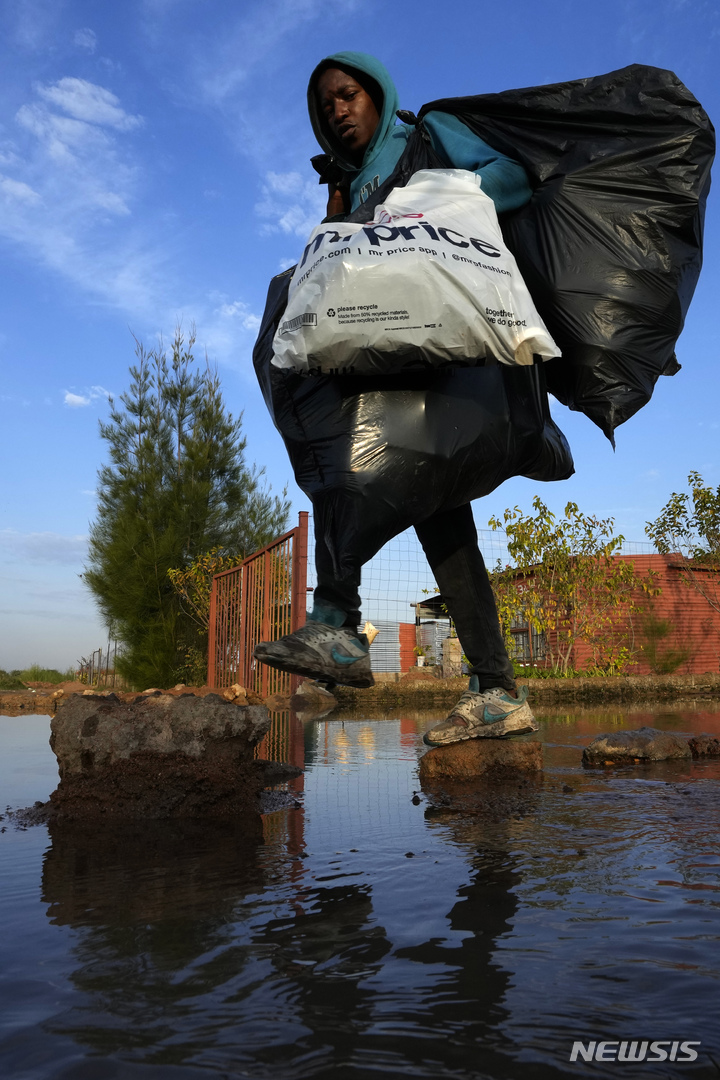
left=419, top=64, right=714, bottom=442
left=254, top=270, right=573, bottom=576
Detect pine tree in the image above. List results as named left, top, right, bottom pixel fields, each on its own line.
left=84, top=328, right=289, bottom=689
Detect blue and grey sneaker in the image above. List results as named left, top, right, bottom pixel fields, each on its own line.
left=254, top=621, right=374, bottom=689
left=423, top=685, right=537, bottom=746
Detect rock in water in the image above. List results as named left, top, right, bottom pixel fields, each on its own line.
left=582, top=726, right=691, bottom=766
left=49, top=692, right=271, bottom=821
left=687, top=735, right=720, bottom=758
left=419, top=737, right=543, bottom=781
left=289, top=679, right=337, bottom=718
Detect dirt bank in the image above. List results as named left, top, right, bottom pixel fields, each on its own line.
left=0, top=682, right=263, bottom=717
left=334, top=672, right=720, bottom=708
left=3, top=672, right=719, bottom=719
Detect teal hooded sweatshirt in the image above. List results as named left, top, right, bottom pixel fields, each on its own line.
left=307, top=51, right=532, bottom=214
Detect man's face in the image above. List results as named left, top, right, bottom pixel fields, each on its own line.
left=316, top=67, right=380, bottom=164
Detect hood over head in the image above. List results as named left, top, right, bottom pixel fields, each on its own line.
left=307, top=51, right=400, bottom=173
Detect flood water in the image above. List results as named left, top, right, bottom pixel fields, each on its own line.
left=2, top=704, right=720, bottom=1079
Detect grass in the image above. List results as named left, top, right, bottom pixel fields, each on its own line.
left=1, top=664, right=77, bottom=688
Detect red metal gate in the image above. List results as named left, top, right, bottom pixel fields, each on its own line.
left=207, top=511, right=309, bottom=695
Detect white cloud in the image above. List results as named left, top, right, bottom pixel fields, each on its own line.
left=17, top=103, right=109, bottom=163
left=0, top=529, right=88, bottom=565
left=92, top=191, right=131, bottom=215
left=0, top=77, right=172, bottom=316
left=0, top=4, right=347, bottom=349
left=255, top=171, right=325, bottom=238
left=74, top=27, right=98, bottom=52
left=11, top=78, right=141, bottom=204
left=63, top=385, right=111, bottom=408
left=64, top=391, right=91, bottom=407
left=215, top=299, right=261, bottom=331
left=0, top=175, right=41, bottom=204
left=36, top=77, right=142, bottom=132
left=190, top=294, right=265, bottom=362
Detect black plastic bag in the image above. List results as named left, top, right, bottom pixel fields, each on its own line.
left=254, top=271, right=573, bottom=577
left=419, top=64, right=714, bottom=441
left=254, top=62, right=712, bottom=570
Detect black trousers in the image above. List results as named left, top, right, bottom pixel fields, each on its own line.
left=313, top=503, right=516, bottom=692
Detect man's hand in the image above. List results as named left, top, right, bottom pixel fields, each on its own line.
left=327, top=183, right=349, bottom=217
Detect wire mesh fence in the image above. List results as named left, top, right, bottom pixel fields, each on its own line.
left=206, top=504, right=654, bottom=705
left=304, top=515, right=653, bottom=624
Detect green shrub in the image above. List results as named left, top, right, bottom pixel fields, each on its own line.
left=0, top=669, right=28, bottom=690
left=173, top=644, right=208, bottom=688
left=513, top=662, right=583, bottom=680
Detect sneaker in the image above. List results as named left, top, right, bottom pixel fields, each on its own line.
left=254, top=622, right=374, bottom=688
left=423, top=685, right=537, bottom=746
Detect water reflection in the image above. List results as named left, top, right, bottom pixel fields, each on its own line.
left=3, top=708, right=720, bottom=1078
left=388, top=809, right=529, bottom=1077
left=245, top=812, right=534, bottom=1076
left=39, top=821, right=267, bottom=1065
left=43, top=819, right=265, bottom=927
left=30, top=759, right=556, bottom=1078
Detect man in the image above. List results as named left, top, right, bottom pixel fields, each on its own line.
left=255, top=52, right=537, bottom=746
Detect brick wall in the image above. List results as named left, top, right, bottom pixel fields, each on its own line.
left=567, top=555, right=720, bottom=675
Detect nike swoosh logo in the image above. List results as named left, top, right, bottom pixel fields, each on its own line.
left=331, top=646, right=366, bottom=666
left=482, top=703, right=517, bottom=724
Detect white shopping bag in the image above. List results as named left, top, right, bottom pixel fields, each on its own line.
left=272, top=169, right=560, bottom=375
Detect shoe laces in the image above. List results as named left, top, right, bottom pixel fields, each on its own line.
left=295, top=621, right=341, bottom=644
left=475, top=686, right=517, bottom=704
left=297, top=622, right=366, bottom=650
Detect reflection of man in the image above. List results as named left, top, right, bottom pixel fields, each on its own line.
left=255, top=52, right=537, bottom=746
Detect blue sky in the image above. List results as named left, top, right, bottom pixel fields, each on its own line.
left=0, top=0, right=717, bottom=671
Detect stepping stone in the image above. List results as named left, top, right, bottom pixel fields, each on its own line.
left=419, top=737, right=543, bottom=781
left=582, top=726, right=691, bottom=766
left=49, top=692, right=271, bottom=821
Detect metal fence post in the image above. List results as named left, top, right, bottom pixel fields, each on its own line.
left=261, top=549, right=272, bottom=698
left=289, top=510, right=309, bottom=693
left=207, top=575, right=218, bottom=688
left=292, top=510, right=309, bottom=632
